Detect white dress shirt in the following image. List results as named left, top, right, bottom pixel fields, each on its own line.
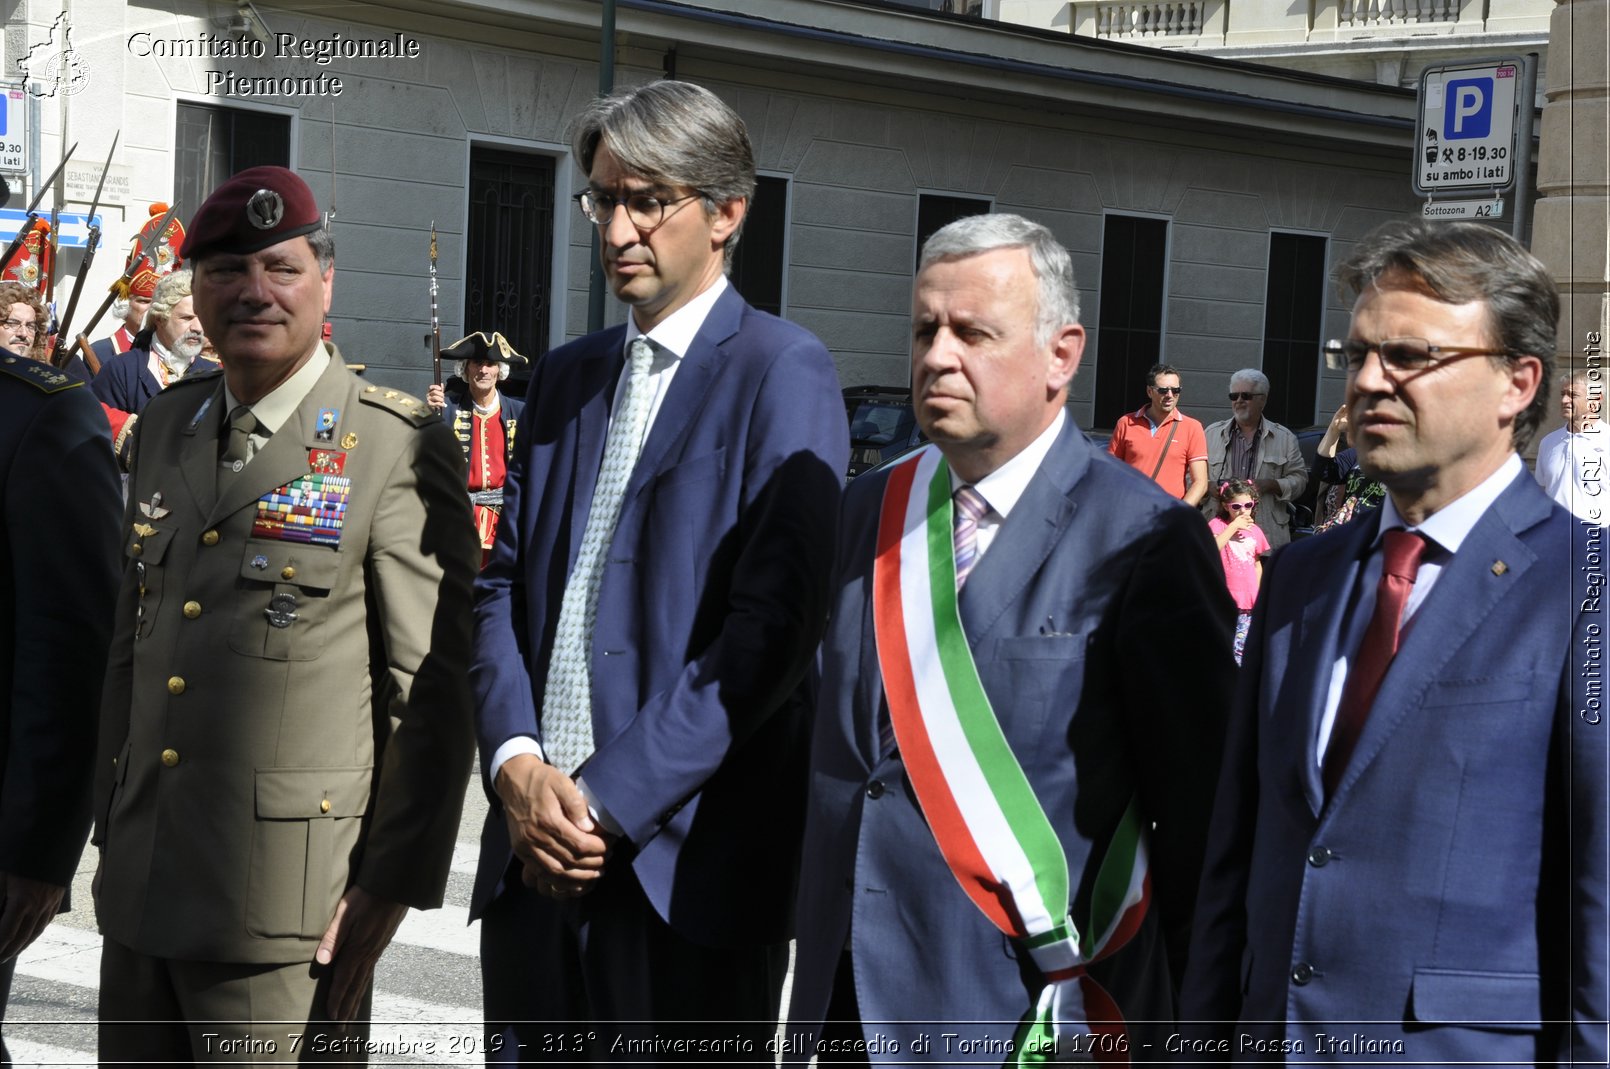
left=1535, top=421, right=1610, bottom=524
left=946, top=408, right=1066, bottom=563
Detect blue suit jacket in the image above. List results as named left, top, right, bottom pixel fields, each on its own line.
left=469, top=285, right=848, bottom=946
left=788, top=420, right=1239, bottom=1059
left=91, top=347, right=220, bottom=415
left=1183, top=470, right=1609, bottom=1064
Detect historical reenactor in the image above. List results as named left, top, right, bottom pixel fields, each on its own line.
left=0, top=218, right=52, bottom=293
left=0, top=349, right=121, bottom=1063
left=91, top=268, right=219, bottom=415
left=0, top=281, right=49, bottom=363
left=426, top=330, right=527, bottom=565
left=90, top=203, right=187, bottom=367
left=94, top=166, right=479, bottom=1060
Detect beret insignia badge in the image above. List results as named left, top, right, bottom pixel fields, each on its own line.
left=246, top=189, right=284, bottom=230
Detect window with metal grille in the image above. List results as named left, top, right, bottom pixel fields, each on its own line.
left=465, top=147, right=555, bottom=360
left=1093, top=215, right=1169, bottom=428
left=1262, top=232, right=1326, bottom=428
left=173, top=103, right=291, bottom=213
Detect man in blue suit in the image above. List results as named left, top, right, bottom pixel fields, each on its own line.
left=470, top=79, right=847, bottom=1060
left=1183, top=219, right=1608, bottom=1063
left=787, top=213, right=1237, bottom=1062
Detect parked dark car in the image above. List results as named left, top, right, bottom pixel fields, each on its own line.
left=843, top=385, right=925, bottom=479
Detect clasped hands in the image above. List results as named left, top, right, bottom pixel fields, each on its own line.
left=496, top=753, right=615, bottom=900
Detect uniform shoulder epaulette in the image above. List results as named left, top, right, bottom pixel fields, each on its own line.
left=0, top=354, right=82, bottom=393
left=359, top=384, right=438, bottom=426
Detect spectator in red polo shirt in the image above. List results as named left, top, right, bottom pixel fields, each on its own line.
left=1108, top=362, right=1209, bottom=504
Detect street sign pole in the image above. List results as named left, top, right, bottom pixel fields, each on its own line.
left=1511, top=53, right=1538, bottom=242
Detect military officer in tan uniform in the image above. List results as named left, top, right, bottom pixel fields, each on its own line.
left=94, top=166, right=478, bottom=1062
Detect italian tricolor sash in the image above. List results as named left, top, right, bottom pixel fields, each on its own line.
left=871, top=446, right=1150, bottom=1066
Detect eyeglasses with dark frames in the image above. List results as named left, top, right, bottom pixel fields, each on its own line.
left=1322, top=337, right=1513, bottom=374
left=1228, top=392, right=1263, bottom=402
left=574, top=189, right=704, bottom=231
left=1151, top=385, right=1182, bottom=395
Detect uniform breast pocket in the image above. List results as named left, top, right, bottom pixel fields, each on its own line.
left=227, top=541, right=342, bottom=662
left=126, top=526, right=176, bottom=641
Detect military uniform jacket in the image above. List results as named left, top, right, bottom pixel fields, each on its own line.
left=93, top=356, right=478, bottom=965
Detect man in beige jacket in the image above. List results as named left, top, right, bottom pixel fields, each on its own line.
left=94, top=166, right=477, bottom=1062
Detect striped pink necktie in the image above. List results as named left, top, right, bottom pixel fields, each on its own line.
left=953, top=485, right=989, bottom=589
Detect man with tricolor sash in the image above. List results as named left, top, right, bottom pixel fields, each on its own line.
left=788, top=213, right=1238, bottom=1064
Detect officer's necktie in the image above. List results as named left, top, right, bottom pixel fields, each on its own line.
left=880, top=484, right=991, bottom=757
left=1322, top=528, right=1429, bottom=796
left=220, top=405, right=258, bottom=474
left=543, top=336, right=656, bottom=776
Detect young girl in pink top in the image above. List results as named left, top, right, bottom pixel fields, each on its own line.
left=1209, top=478, right=1269, bottom=665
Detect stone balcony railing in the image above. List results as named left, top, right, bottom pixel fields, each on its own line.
left=1059, top=0, right=1547, bottom=47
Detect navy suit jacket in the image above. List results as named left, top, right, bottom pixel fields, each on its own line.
left=0, top=354, right=121, bottom=886
left=470, top=285, right=847, bottom=947
left=91, top=347, right=220, bottom=415
left=788, top=420, right=1239, bottom=1058
left=1183, top=470, right=1609, bottom=1064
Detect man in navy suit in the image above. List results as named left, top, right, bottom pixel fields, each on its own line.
left=787, top=213, right=1237, bottom=1062
left=470, top=79, right=847, bottom=1060
left=1183, top=219, right=1608, bottom=1063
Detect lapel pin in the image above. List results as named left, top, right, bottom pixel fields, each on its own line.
left=341, top=432, right=359, bottom=450
left=1491, top=560, right=1508, bottom=576
left=132, top=522, right=157, bottom=539
left=139, top=492, right=170, bottom=520
left=315, top=408, right=339, bottom=443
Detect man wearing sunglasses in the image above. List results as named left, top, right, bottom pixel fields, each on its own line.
left=1202, top=369, right=1308, bottom=547
left=1108, top=363, right=1210, bottom=504
left=470, top=80, right=847, bottom=1058
left=1184, top=218, right=1607, bottom=1063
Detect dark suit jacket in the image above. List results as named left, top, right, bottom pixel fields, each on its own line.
left=787, top=419, right=1238, bottom=1058
left=90, top=346, right=220, bottom=415
left=470, top=285, right=848, bottom=948
left=0, top=352, right=121, bottom=886
left=94, top=358, right=478, bottom=964
left=1183, top=470, right=1609, bottom=1064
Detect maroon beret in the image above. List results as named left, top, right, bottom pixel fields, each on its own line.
left=180, top=166, right=322, bottom=261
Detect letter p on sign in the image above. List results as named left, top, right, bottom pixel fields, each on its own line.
left=1444, top=78, right=1493, bottom=139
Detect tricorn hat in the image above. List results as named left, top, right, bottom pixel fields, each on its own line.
left=442, top=331, right=528, bottom=365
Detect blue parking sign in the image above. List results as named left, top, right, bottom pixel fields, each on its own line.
left=1443, top=78, right=1493, bottom=139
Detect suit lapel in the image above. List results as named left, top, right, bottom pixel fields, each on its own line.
left=1287, top=515, right=1378, bottom=815
left=957, top=419, right=1087, bottom=644
left=207, top=359, right=352, bottom=528
left=1326, top=474, right=1547, bottom=808
left=623, top=288, right=743, bottom=506
left=177, top=380, right=227, bottom=517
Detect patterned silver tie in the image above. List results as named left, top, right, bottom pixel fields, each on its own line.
left=543, top=336, right=657, bottom=775
left=952, top=485, right=989, bottom=589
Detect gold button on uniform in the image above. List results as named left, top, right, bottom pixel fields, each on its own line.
left=130, top=543, right=143, bottom=557
left=161, top=749, right=180, bottom=767
left=280, top=566, right=296, bottom=580
left=183, top=601, right=202, bottom=619
left=202, top=530, right=220, bottom=546
left=167, top=676, right=186, bottom=694
left=320, top=799, right=332, bottom=814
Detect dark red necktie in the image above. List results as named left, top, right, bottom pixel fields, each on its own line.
left=1323, top=529, right=1429, bottom=796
